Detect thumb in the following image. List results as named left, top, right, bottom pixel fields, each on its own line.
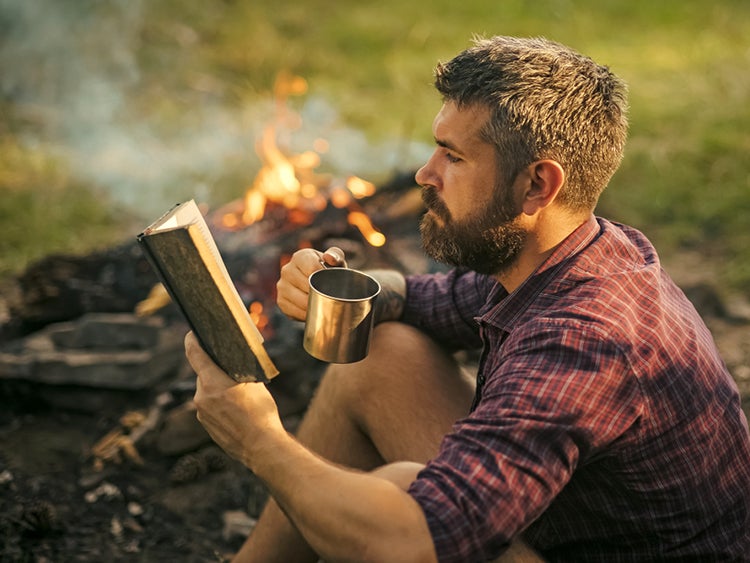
left=184, top=332, right=234, bottom=389
left=322, top=246, right=347, bottom=268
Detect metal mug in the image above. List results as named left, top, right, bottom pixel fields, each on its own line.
left=303, top=267, right=381, bottom=363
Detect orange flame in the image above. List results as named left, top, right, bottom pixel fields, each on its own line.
left=225, top=71, right=386, bottom=247
left=347, top=210, right=386, bottom=247
left=346, top=176, right=376, bottom=198
left=249, top=301, right=269, bottom=332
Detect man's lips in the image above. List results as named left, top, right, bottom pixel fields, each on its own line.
left=422, top=188, right=450, bottom=222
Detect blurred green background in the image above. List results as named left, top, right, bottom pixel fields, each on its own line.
left=1, top=0, right=748, bottom=293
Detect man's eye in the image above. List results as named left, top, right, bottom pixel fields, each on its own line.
left=445, top=152, right=461, bottom=163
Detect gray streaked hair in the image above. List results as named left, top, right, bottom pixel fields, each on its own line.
left=434, top=36, right=629, bottom=211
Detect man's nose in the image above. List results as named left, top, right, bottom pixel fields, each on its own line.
left=415, top=152, right=437, bottom=187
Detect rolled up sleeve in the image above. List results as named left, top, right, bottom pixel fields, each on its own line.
left=402, top=269, right=496, bottom=351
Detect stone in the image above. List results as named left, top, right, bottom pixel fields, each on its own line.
left=222, top=510, right=256, bottom=542
left=0, top=313, right=184, bottom=390
left=49, top=313, right=163, bottom=350
left=156, top=402, right=211, bottom=456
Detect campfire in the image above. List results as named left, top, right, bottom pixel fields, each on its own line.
left=212, top=71, right=385, bottom=242
left=0, top=70, right=426, bottom=409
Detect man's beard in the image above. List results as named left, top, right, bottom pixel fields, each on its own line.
left=419, top=183, right=526, bottom=276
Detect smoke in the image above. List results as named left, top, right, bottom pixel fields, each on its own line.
left=0, top=0, right=429, bottom=215
left=0, top=0, right=256, bottom=213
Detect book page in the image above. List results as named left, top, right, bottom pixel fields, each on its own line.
left=145, top=200, right=202, bottom=233
left=143, top=201, right=229, bottom=280
left=186, top=208, right=243, bottom=308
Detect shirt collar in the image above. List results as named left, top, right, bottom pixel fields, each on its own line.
left=478, top=215, right=601, bottom=330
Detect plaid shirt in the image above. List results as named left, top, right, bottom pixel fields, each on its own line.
left=404, top=216, right=750, bottom=562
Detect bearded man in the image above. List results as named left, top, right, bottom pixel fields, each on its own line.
left=186, top=36, right=750, bottom=562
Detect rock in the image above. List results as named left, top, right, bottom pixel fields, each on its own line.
left=156, top=401, right=211, bottom=456
left=0, top=313, right=184, bottom=390
left=49, top=313, right=163, bottom=350
left=222, top=510, right=256, bottom=541
left=84, top=482, right=122, bottom=503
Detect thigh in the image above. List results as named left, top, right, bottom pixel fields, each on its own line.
left=326, top=321, right=476, bottom=464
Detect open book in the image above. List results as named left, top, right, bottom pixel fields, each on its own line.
left=137, top=200, right=279, bottom=383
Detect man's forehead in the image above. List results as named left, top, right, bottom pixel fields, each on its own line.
left=433, top=102, right=491, bottom=150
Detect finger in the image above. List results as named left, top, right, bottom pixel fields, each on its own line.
left=285, top=259, right=315, bottom=290
left=283, top=249, right=324, bottom=288
left=276, top=295, right=307, bottom=321
left=294, top=248, right=329, bottom=274
left=276, top=274, right=310, bottom=320
left=184, top=332, right=234, bottom=390
left=185, top=331, right=209, bottom=370
left=277, top=248, right=329, bottom=320
left=322, top=246, right=347, bottom=268
left=276, top=296, right=307, bottom=321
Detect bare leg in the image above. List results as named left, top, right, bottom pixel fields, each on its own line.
left=492, top=540, right=546, bottom=562
left=233, top=322, right=475, bottom=562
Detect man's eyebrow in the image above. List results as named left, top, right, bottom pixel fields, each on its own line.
left=435, top=137, right=464, bottom=155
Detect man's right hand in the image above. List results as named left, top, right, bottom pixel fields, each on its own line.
left=276, top=246, right=346, bottom=321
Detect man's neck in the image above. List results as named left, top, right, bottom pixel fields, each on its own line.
left=496, top=213, right=592, bottom=293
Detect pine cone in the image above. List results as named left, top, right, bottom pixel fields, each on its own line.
left=200, top=446, right=229, bottom=472
left=169, top=453, right=209, bottom=484
left=20, top=500, right=59, bottom=535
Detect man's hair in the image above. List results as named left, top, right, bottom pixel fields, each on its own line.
left=434, top=36, right=629, bottom=211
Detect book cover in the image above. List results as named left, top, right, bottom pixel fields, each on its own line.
left=137, top=200, right=279, bottom=383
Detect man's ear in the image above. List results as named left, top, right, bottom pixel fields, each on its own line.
left=521, top=159, right=565, bottom=215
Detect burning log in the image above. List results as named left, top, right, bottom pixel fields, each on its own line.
left=0, top=242, right=159, bottom=342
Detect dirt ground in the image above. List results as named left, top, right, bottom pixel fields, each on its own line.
left=0, top=379, right=277, bottom=562
left=1, top=252, right=749, bottom=563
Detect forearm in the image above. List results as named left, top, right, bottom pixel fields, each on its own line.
left=366, top=269, right=406, bottom=324
left=248, top=431, right=436, bottom=563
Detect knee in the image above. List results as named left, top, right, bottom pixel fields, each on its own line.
left=367, top=321, right=456, bottom=379
left=312, top=323, right=425, bottom=399
left=339, top=322, right=438, bottom=383
left=315, top=321, right=457, bottom=411
left=318, top=322, right=418, bottom=386
left=368, top=321, right=430, bottom=361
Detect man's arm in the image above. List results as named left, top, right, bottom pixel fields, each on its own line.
left=364, top=269, right=406, bottom=324
left=186, top=332, right=436, bottom=562
left=258, top=439, right=436, bottom=562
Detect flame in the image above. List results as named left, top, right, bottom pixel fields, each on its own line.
left=347, top=210, right=386, bottom=247
left=223, top=72, right=318, bottom=228
left=249, top=301, right=269, bottom=332
left=346, top=176, right=376, bottom=198
left=242, top=189, right=268, bottom=224
left=224, top=71, right=386, bottom=247
left=330, top=186, right=352, bottom=209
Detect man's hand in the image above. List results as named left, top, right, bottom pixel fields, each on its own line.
left=276, top=246, right=346, bottom=321
left=185, top=332, right=287, bottom=468
left=276, top=246, right=407, bottom=324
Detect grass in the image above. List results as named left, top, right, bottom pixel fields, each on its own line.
left=1, top=0, right=748, bottom=293
left=0, top=128, right=140, bottom=276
